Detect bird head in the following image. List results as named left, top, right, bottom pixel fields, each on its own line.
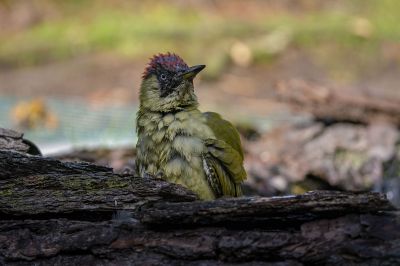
left=139, top=53, right=205, bottom=112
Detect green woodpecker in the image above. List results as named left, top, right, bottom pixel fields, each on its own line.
left=135, top=53, right=246, bottom=200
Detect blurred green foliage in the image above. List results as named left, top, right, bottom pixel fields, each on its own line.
left=0, top=0, right=399, bottom=80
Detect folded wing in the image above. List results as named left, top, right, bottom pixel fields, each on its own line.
left=202, top=112, right=247, bottom=197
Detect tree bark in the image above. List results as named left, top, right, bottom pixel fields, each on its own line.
left=0, top=129, right=399, bottom=265
left=0, top=149, right=197, bottom=219
left=1, top=212, right=399, bottom=266
left=139, top=191, right=394, bottom=227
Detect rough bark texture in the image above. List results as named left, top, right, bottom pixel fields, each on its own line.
left=0, top=149, right=197, bottom=219
left=0, top=128, right=30, bottom=153
left=0, top=129, right=399, bottom=265
left=1, top=212, right=399, bottom=266
left=139, top=191, right=394, bottom=227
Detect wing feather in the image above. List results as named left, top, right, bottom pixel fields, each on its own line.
left=202, top=112, right=246, bottom=197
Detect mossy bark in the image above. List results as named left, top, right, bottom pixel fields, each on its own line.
left=0, top=128, right=399, bottom=265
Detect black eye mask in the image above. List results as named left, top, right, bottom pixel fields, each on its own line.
left=157, top=71, right=183, bottom=97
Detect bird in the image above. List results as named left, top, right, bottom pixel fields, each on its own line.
left=135, top=53, right=246, bottom=200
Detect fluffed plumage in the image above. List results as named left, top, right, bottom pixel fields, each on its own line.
left=135, top=53, right=246, bottom=200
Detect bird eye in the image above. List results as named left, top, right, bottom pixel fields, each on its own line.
left=160, top=74, right=167, bottom=80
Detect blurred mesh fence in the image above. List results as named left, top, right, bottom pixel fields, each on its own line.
left=0, top=97, right=136, bottom=154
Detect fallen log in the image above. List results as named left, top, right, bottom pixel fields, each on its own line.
left=139, top=191, right=393, bottom=227
left=0, top=149, right=197, bottom=219
left=275, top=79, right=400, bottom=125
left=1, top=212, right=399, bottom=266
left=0, top=129, right=399, bottom=265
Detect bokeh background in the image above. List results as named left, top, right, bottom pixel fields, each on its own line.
left=1, top=0, right=399, bottom=202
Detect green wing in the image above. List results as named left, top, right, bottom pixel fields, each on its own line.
left=202, top=112, right=247, bottom=197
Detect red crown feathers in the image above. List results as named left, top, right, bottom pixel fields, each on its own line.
left=143, top=53, right=188, bottom=78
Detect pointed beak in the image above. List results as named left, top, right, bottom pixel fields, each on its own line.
left=179, top=65, right=206, bottom=80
